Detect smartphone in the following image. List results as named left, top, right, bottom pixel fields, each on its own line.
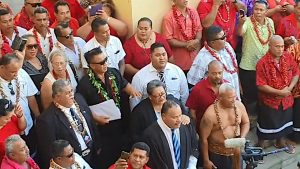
left=239, top=9, right=245, bottom=17
left=89, top=3, right=102, bottom=16
left=120, top=151, right=130, bottom=160
left=18, top=39, right=27, bottom=52
left=11, top=37, right=27, bottom=51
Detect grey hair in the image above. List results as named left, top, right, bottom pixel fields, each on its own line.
left=219, top=83, right=235, bottom=95
left=52, top=80, right=71, bottom=98
left=146, top=79, right=166, bottom=95
left=49, top=49, right=68, bottom=63
left=5, top=134, right=23, bottom=155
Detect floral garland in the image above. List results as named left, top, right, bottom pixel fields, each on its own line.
left=204, top=43, right=238, bottom=74
left=1, top=26, right=19, bottom=45
left=266, top=52, right=290, bottom=89
left=250, top=16, right=272, bottom=46
left=50, top=159, right=80, bottom=169
left=33, top=27, right=53, bottom=56
left=217, top=3, right=230, bottom=23
left=172, top=5, right=197, bottom=41
left=88, top=69, right=121, bottom=108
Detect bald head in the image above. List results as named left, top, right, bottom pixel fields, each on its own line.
left=207, top=60, right=223, bottom=86
left=208, top=60, right=223, bottom=72
left=269, top=35, right=284, bottom=58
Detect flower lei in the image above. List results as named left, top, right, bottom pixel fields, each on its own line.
left=250, top=16, right=272, bottom=46
left=172, top=5, right=197, bottom=41
left=33, top=27, right=53, bottom=56
left=1, top=26, right=19, bottom=45
left=88, top=69, right=121, bottom=108
left=50, top=159, right=80, bottom=169
left=266, top=52, right=290, bottom=89
left=204, top=42, right=238, bottom=74
left=217, top=3, right=230, bottom=23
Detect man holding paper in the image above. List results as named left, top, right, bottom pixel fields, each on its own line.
left=77, top=47, right=141, bottom=169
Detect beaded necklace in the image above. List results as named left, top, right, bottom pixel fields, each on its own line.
left=50, top=159, right=81, bottom=169
left=217, top=3, right=230, bottom=23
left=33, top=27, right=53, bottom=56
left=0, top=77, right=20, bottom=103
left=250, top=16, right=272, bottom=45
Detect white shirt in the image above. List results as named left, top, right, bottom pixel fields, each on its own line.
left=58, top=104, right=92, bottom=151
left=5, top=26, right=27, bottom=46
left=49, top=153, right=92, bottom=169
left=0, top=69, right=38, bottom=135
left=52, top=37, right=88, bottom=80
left=131, top=63, right=189, bottom=109
left=27, top=28, right=57, bottom=57
left=157, top=118, right=197, bottom=169
left=83, top=36, right=125, bottom=70
left=187, top=42, right=241, bottom=100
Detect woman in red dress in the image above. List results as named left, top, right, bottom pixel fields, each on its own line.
left=0, top=99, right=26, bottom=163
left=123, top=17, right=173, bottom=81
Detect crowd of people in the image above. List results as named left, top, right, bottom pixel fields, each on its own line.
left=0, top=0, right=299, bottom=168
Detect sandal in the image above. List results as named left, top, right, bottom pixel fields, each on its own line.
left=285, top=144, right=296, bottom=154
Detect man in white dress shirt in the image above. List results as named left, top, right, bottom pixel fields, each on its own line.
left=83, top=18, right=125, bottom=75
left=53, top=22, right=88, bottom=80
left=131, top=42, right=189, bottom=109
left=49, top=140, right=92, bottom=169
left=187, top=25, right=241, bottom=100
left=27, top=6, right=57, bottom=57
left=0, top=9, right=27, bottom=46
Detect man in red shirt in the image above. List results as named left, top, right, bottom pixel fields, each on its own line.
left=256, top=35, right=299, bottom=152
left=14, top=0, right=42, bottom=30
left=108, top=142, right=151, bottom=169
left=186, top=60, right=225, bottom=132
left=42, top=0, right=86, bottom=25
left=266, top=0, right=294, bottom=28
left=50, top=1, right=80, bottom=35
left=197, top=0, right=245, bottom=49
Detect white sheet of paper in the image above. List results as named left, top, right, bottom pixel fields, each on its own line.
left=89, top=99, right=121, bottom=121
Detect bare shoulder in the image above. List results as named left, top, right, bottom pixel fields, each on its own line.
left=202, top=104, right=216, bottom=122
left=235, top=101, right=247, bottom=112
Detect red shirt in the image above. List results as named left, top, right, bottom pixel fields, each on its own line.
left=14, top=7, right=34, bottom=30
left=256, top=52, right=299, bottom=110
left=186, top=79, right=227, bottom=131
left=0, top=116, right=19, bottom=163
left=197, top=0, right=238, bottom=48
left=1, top=43, right=12, bottom=56
left=42, top=0, right=86, bottom=24
left=276, top=13, right=300, bottom=39
left=267, top=0, right=295, bottom=27
left=50, top=17, right=80, bottom=35
left=108, top=162, right=151, bottom=169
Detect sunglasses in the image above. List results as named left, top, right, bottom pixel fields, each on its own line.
left=26, top=44, right=38, bottom=49
left=91, top=57, right=108, bottom=65
left=213, top=33, right=226, bottom=41
left=8, top=82, right=15, bottom=95
left=59, top=31, right=73, bottom=39
left=26, top=2, right=41, bottom=7
left=65, top=152, right=74, bottom=158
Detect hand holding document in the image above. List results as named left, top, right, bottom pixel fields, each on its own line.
left=89, top=99, right=121, bottom=121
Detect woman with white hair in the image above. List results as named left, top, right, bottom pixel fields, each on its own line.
left=40, top=50, right=77, bottom=110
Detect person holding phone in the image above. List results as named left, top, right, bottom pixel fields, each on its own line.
left=265, top=0, right=294, bottom=27
left=108, top=142, right=151, bottom=169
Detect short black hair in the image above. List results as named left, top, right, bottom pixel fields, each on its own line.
left=161, top=100, right=179, bottom=115
left=34, top=6, right=48, bottom=16
left=54, top=0, right=70, bottom=14
left=150, top=42, right=165, bottom=54
left=54, top=22, right=70, bottom=37
left=91, top=18, right=108, bottom=32
left=255, top=0, right=269, bottom=8
left=0, top=9, right=10, bottom=17
left=0, top=99, right=14, bottom=117
left=130, top=142, right=150, bottom=156
left=84, top=47, right=103, bottom=64
left=51, top=140, right=70, bottom=158
left=205, top=25, right=223, bottom=42
left=0, top=53, right=20, bottom=66
left=137, top=17, right=152, bottom=28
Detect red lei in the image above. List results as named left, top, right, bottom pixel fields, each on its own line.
left=250, top=16, right=272, bottom=45
left=1, top=26, right=19, bottom=45
left=266, top=52, right=289, bottom=89
left=33, top=27, right=53, bottom=55
left=204, top=43, right=238, bottom=74
left=217, top=3, right=230, bottom=23
left=172, top=5, right=197, bottom=41
left=52, top=70, right=70, bottom=81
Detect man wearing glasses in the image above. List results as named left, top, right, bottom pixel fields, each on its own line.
left=53, top=22, right=88, bottom=80
left=49, top=140, right=92, bottom=169
left=187, top=25, right=241, bottom=100
left=14, top=0, right=42, bottom=30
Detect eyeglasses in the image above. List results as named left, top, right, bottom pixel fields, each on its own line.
left=26, top=44, right=38, bottom=49
left=151, top=92, right=166, bottom=99
left=8, top=82, right=15, bottom=95
left=213, top=33, right=226, bottom=41
left=59, top=31, right=73, bottom=39
left=90, top=57, right=108, bottom=65
left=26, top=2, right=41, bottom=7
left=65, top=152, right=74, bottom=158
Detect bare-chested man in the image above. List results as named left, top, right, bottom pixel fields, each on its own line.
left=200, top=83, right=250, bottom=169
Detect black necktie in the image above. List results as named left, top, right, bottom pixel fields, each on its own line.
left=158, top=71, right=165, bottom=84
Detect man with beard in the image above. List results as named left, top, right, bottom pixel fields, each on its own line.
left=0, top=9, right=27, bottom=46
